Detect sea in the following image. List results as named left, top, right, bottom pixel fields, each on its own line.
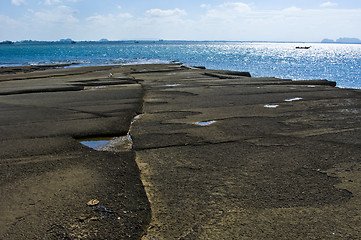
left=1, top=41, right=361, bottom=89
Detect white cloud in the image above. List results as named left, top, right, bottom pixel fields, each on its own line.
left=43, top=0, right=79, bottom=5
left=146, top=8, right=187, bottom=17
left=0, top=15, right=20, bottom=41
left=321, top=2, right=338, bottom=8
left=81, top=3, right=361, bottom=41
left=0, top=14, right=17, bottom=25
left=282, top=6, right=302, bottom=13
left=44, top=0, right=61, bottom=5
left=85, top=11, right=134, bottom=40
left=206, top=2, right=251, bottom=19
left=4, top=1, right=361, bottom=42
left=200, top=4, right=210, bottom=9
left=194, top=2, right=361, bottom=41
left=83, top=8, right=190, bottom=40
left=33, top=5, right=79, bottom=24
left=86, top=13, right=133, bottom=23
left=11, top=0, right=26, bottom=6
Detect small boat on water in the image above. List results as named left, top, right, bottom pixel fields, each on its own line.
left=296, top=46, right=311, bottom=49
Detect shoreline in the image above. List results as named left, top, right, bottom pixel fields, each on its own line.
left=2, top=41, right=361, bottom=89
left=2, top=62, right=357, bottom=91
left=1, top=64, right=361, bottom=239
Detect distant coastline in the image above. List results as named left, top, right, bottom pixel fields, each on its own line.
left=2, top=38, right=361, bottom=45
left=321, top=37, right=361, bottom=44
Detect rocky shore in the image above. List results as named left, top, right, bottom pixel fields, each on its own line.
left=1, top=64, right=361, bottom=239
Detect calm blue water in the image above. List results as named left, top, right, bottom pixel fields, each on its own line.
left=1, top=41, right=361, bottom=89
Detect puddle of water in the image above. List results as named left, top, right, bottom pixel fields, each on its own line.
left=165, top=84, right=181, bottom=87
left=285, top=97, right=303, bottom=102
left=79, top=135, right=133, bottom=152
left=84, top=86, right=108, bottom=90
left=92, top=86, right=108, bottom=89
left=79, top=137, right=113, bottom=150
left=308, top=85, right=316, bottom=88
left=195, top=120, right=217, bottom=126
left=264, top=104, right=279, bottom=108
left=78, top=114, right=142, bottom=152
left=341, top=109, right=360, bottom=114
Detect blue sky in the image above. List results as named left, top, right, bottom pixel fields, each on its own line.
left=1, top=0, right=361, bottom=41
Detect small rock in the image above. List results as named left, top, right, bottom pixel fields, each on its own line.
left=87, top=199, right=100, bottom=206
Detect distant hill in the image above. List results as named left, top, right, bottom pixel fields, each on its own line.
left=321, top=37, right=361, bottom=44
left=59, top=38, right=76, bottom=44
left=321, top=38, right=335, bottom=43
left=0, top=40, right=14, bottom=44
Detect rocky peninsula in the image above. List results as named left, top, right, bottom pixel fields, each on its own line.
left=1, top=64, right=361, bottom=239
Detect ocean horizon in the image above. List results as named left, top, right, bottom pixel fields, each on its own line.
left=1, top=41, right=361, bottom=89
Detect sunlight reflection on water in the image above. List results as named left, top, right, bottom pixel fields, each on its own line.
left=1, top=42, right=360, bottom=88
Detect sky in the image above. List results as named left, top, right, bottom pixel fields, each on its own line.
left=1, top=0, right=361, bottom=42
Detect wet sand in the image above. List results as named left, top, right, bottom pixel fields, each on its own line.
left=1, top=64, right=361, bottom=239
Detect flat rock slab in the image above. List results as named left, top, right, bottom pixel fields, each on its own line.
left=129, top=65, right=361, bottom=239
left=1, top=64, right=361, bottom=239
left=0, top=65, right=150, bottom=239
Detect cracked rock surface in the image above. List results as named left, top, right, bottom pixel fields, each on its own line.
left=1, top=64, right=361, bottom=239
left=0, top=65, right=149, bottom=239
left=129, top=64, right=361, bottom=239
